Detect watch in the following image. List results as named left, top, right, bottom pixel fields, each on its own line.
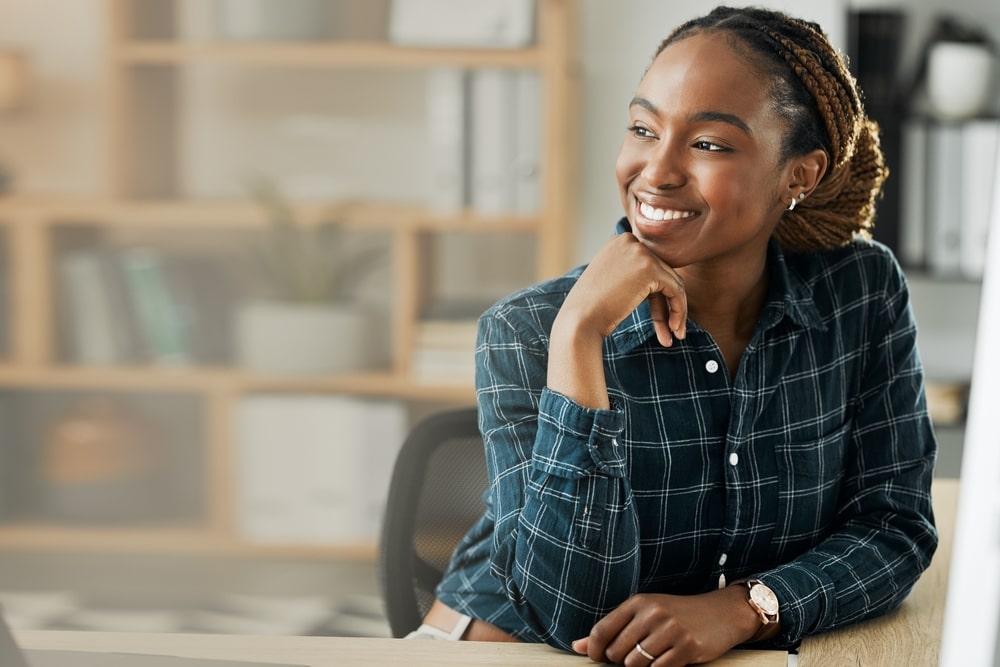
left=743, top=579, right=779, bottom=639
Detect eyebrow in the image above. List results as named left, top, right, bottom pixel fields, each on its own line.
left=629, top=96, right=753, bottom=136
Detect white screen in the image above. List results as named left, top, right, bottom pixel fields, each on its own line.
left=938, top=136, right=1000, bottom=666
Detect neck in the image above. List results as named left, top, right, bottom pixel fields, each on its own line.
left=680, top=254, right=769, bottom=339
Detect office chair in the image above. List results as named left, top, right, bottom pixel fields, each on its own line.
left=379, top=406, right=488, bottom=638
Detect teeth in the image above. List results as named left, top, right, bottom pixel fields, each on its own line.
left=639, top=201, right=695, bottom=221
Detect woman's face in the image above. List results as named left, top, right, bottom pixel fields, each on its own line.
left=616, top=32, right=793, bottom=270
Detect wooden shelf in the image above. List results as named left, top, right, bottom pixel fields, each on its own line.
left=0, top=365, right=476, bottom=401
left=0, top=523, right=377, bottom=561
left=0, top=197, right=539, bottom=232
left=117, top=41, right=545, bottom=69
left=0, top=0, right=576, bottom=558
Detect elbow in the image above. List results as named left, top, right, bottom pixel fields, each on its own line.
left=490, top=560, right=600, bottom=650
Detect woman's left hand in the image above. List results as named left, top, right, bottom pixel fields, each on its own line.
left=571, top=586, right=759, bottom=666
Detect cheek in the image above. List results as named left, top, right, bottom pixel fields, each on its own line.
left=700, top=164, right=777, bottom=209
left=615, top=144, right=640, bottom=205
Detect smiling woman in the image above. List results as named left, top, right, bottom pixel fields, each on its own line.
left=408, top=6, right=937, bottom=667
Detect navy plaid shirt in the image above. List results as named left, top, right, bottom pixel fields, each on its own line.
left=436, top=221, right=938, bottom=651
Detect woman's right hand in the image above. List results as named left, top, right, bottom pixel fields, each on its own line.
left=547, top=232, right=687, bottom=409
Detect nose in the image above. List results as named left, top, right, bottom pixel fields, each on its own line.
left=641, top=137, right=686, bottom=189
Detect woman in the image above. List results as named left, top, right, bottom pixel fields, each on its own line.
left=412, top=6, right=939, bottom=665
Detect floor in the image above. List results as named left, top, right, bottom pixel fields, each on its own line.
left=0, top=551, right=390, bottom=638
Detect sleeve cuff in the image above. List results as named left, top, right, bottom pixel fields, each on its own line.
left=530, top=388, right=626, bottom=479
left=757, top=561, right=835, bottom=646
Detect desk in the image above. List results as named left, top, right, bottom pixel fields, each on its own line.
left=13, top=630, right=784, bottom=666
left=13, top=479, right=958, bottom=667
left=798, top=477, right=958, bottom=666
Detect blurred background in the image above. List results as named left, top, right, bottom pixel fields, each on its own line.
left=0, top=0, right=995, bottom=639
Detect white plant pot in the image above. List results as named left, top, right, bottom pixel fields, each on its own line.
left=215, top=0, right=332, bottom=41
left=236, top=301, right=375, bottom=374
left=927, top=42, right=996, bottom=120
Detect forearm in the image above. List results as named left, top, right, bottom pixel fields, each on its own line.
left=547, top=310, right=610, bottom=410
left=486, top=389, right=642, bottom=648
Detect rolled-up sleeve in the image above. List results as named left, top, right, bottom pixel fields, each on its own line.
left=476, top=302, right=641, bottom=649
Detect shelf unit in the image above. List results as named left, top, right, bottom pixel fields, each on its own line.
left=0, top=0, right=579, bottom=558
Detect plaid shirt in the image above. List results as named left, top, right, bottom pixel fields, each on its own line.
left=436, top=221, right=938, bottom=650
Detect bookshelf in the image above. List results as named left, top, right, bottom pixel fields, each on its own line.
left=0, top=0, right=579, bottom=558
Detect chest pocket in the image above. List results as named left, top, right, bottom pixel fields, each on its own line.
left=770, top=419, right=850, bottom=559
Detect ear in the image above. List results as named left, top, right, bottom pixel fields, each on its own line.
left=785, top=148, right=828, bottom=199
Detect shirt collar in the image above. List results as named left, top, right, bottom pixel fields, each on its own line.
left=608, top=218, right=826, bottom=354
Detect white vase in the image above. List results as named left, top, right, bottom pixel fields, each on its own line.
left=927, top=42, right=996, bottom=120
left=215, top=0, right=332, bottom=41
left=236, top=301, right=376, bottom=374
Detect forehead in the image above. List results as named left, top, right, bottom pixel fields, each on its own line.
left=636, top=31, right=775, bottom=122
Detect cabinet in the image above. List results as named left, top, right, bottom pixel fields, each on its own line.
left=0, top=0, right=579, bottom=557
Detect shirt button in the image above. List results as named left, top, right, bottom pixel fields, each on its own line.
left=718, top=553, right=728, bottom=566
left=705, top=359, right=720, bottom=374
left=611, top=438, right=619, bottom=447
left=729, top=452, right=739, bottom=466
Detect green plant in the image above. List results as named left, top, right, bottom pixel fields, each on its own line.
left=248, top=180, right=388, bottom=303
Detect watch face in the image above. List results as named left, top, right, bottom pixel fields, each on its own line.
left=750, top=584, right=779, bottom=616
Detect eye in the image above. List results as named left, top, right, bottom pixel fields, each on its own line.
left=627, top=124, right=657, bottom=140
left=693, top=139, right=729, bottom=152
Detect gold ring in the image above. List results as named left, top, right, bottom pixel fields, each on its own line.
left=635, top=641, right=656, bottom=660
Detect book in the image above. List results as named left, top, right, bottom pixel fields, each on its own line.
left=388, top=0, right=535, bottom=48
left=925, top=123, right=964, bottom=276
left=899, top=119, right=928, bottom=269
left=410, top=347, right=476, bottom=386
left=958, top=119, right=1000, bottom=280
left=119, top=248, right=191, bottom=367
left=512, top=71, right=542, bottom=215
left=425, top=68, right=469, bottom=215
left=58, top=250, right=129, bottom=365
left=415, top=318, right=479, bottom=349
left=470, top=69, right=517, bottom=216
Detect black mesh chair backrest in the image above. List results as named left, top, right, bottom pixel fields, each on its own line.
left=379, top=407, right=488, bottom=637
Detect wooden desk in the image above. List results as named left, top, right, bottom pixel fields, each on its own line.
left=13, top=630, right=785, bottom=666
left=798, top=477, right=959, bottom=666
left=13, top=479, right=957, bottom=667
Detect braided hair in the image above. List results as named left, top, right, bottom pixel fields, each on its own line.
left=654, top=6, right=887, bottom=253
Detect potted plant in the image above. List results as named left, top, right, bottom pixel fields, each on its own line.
left=235, top=180, right=389, bottom=374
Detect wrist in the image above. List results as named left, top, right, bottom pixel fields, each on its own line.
left=721, top=581, right=765, bottom=644
left=731, top=579, right=781, bottom=644
left=547, top=313, right=610, bottom=410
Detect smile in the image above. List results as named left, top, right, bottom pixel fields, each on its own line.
left=638, top=201, right=697, bottom=221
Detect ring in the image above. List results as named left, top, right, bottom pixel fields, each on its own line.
left=635, top=641, right=657, bottom=660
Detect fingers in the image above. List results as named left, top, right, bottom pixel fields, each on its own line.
left=648, top=291, right=686, bottom=348
left=567, top=232, right=688, bottom=348
left=580, top=604, right=636, bottom=663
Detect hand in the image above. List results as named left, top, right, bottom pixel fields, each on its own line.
left=570, top=586, right=759, bottom=666
left=547, top=233, right=687, bottom=410
left=557, top=232, right=687, bottom=348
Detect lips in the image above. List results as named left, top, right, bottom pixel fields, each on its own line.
left=638, top=201, right=698, bottom=222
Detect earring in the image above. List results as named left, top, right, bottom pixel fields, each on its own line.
left=786, top=192, right=805, bottom=212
